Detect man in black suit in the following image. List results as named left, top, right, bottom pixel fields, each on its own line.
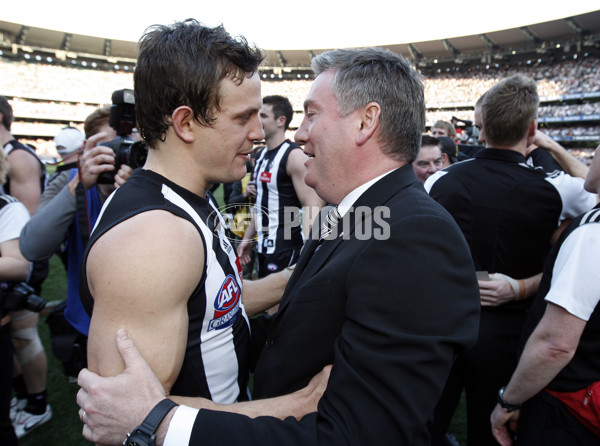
left=77, top=46, right=480, bottom=446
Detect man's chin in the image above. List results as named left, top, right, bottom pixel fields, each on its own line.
left=304, top=172, right=317, bottom=190
left=233, top=162, right=248, bottom=178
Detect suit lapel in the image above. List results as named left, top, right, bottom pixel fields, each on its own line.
left=283, top=236, right=320, bottom=297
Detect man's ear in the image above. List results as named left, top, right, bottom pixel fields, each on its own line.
left=356, top=102, right=381, bottom=146
left=171, top=106, right=196, bottom=143
left=525, top=119, right=537, bottom=146
left=528, top=119, right=537, bottom=137
left=277, top=115, right=287, bottom=129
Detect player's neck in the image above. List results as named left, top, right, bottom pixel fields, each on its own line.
left=266, top=133, right=287, bottom=151
left=143, top=148, right=211, bottom=198
left=0, top=128, right=14, bottom=147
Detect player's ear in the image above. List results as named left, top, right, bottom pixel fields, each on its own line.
left=277, top=115, right=287, bottom=129
left=171, top=106, right=195, bottom=143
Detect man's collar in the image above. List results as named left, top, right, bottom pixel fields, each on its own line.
left=337, top=168, right=398, bottom=217
left=476, top=147, right=527, bottom=163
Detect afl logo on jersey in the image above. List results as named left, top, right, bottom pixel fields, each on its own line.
left=209, top=274, right=241, bottom=331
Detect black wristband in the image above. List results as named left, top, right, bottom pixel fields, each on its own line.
left=497, top=386, right=521, bottom=412
left=123, top=398, right=178, bottom=446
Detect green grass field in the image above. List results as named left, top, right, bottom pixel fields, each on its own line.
left=17, top=199, right=468, bottom=444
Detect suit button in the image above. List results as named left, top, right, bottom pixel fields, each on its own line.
left=265, top=338, right=274, bottom=348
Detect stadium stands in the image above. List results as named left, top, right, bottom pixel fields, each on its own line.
left=1, top=14, right=599, bottom=164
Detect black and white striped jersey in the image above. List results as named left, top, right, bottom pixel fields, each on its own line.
left=80, top=169, right=250, bottom=403
left=252, top=140, right=304, bottom=255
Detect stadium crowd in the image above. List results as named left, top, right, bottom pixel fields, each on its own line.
left=3, top=53, right=599, bottom=163
left=428, top=103, right=600, bottom=126
left=2, top=54, right=599, bottom=111
left=3, top=54, right=599, bottom=146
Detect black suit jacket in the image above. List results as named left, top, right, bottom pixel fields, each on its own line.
left=189, top=165, right=480, bottom=445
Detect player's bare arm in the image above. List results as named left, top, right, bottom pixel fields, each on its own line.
left=6, top=149, right=41, bottom=215
left=0, top=238, right=31, bottom=281
left=86, top=209, right=204, bottom=393
left=287, top=148, right=324, bottom=234
left=241, top=266, right=294, bottom=316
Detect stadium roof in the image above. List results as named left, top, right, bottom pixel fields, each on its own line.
left=1, top=9, right=599, bottom=69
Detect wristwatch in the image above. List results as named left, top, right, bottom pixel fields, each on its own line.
left=497, top=386, right=522, bottom=412
left=123, top=398, right=178, bottom=446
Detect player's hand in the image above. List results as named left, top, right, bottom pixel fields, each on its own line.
left=479, top=273, right=519, bottom=307
left=77, top=329, right=165, bottom=445
left=114, top=164, right=134, bottom=189
left=237, top=239, right=252, bottom=265
left=245, top=183, right=257, bottom=198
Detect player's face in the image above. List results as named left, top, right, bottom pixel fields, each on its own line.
left=412, top=145, right=443, bottom=182
left=294, top=70, right=355, bottom=205
left=431, top=127, right=449, bottom=138
left=259, top=103, right=279, bottom=142
left=200, top=73, right=264, bottom=184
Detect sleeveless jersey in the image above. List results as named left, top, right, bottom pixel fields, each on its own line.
left=80, top=169, right=250, bottom=403
left=253, top=140, right=304, bottom=255
left=3, top=140, right=46, bottom=195
left=521, top=204, right=600, bottom=392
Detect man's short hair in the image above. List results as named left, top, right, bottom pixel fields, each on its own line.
left=432, top=121, right=456, bottom=139
left=482, top=74, right=538, bottom=147
left=0, top=96, right=14, bottom=131
left=84, top=105, right=111, bottom=138
left=311, top=47, right=425, bottom=163
left=134, top=19, right=264, bottom=148
left=263, top=95, right=294, bottom=131
left=475, top=92, right=486, bottom=108
left=421, top=134, right=440, bottom=148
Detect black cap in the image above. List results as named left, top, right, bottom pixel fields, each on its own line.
left=438, top=137, right=458, bottom=161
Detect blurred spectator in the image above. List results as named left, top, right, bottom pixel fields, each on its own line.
left=413, top=135, right=443, bottom=182
left=438, top=136, right=466, bottom=167
left=0, top=149, right=30, bottom=445
left=0, top=95, right=51, bottom=439
left=431, top=120, right=457, bottom=140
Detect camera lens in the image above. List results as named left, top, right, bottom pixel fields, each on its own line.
left=26, top=294, right=47, bottom=313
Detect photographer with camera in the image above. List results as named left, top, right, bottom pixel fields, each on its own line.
left=0, top=149, right=40, bottom=445
left=19, top=98, right=137, bottom=387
